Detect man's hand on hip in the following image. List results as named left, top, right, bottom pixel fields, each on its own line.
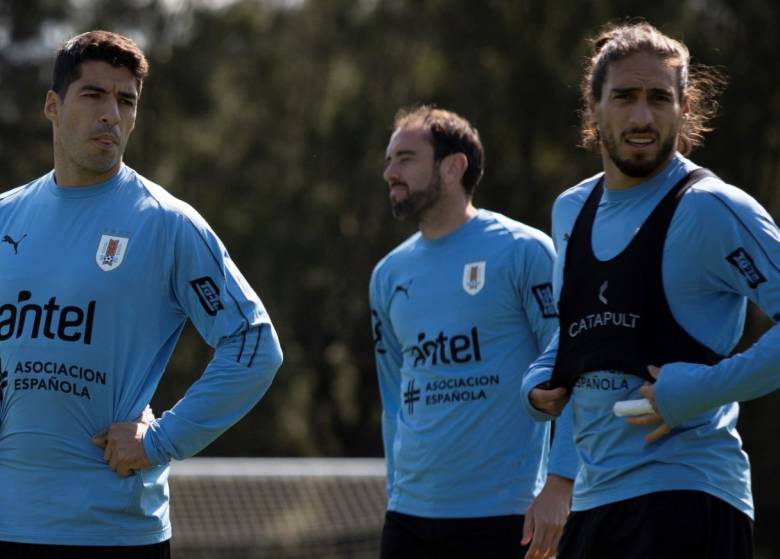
left=92, top=421, right=152, bottom=477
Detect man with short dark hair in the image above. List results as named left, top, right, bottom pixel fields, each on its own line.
left=0, top=30, right=283, bottom=558
left=522, top=21, right=780, bottom=558
left=371, top=106, right=577, bottom=559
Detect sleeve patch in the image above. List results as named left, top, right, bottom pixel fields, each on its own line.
left=726, top=248, right=767, bottom=288
left=190, top=276, right=225, bottom=315
left=532, top=283, right=558, bottom=318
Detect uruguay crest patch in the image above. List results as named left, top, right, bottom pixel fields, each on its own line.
left=462, top=261, right=486, bottom=295
left=96, top=234, right=129, bottom=271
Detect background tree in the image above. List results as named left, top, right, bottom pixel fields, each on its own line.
left=1, top=0, right=779, bottom=554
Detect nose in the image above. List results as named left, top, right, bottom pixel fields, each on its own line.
left=383, top=161, right=398, bottom=184
left=628, top=98, right=653, bottom=128
left=99, top=98, right=121, bottom=126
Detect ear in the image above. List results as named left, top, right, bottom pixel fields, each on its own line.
left=681, top=94, right=690, bottom=117
left=441, top=152, right=468, bottom=185
left=44, top=90, right=61, bottom=124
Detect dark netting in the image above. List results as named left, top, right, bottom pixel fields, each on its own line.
left=169, top=459, right=386, bottom=558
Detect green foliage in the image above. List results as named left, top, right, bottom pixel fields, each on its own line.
left=2, top=0, right=780, bottom=552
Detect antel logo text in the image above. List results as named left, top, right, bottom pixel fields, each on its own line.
left=0, top=291, right=96, bottom=344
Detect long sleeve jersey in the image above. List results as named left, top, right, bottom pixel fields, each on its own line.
left=0, top=165, right=283, bottom=545
left=370, top=209, right=578, bottom=518
left=521, top=153, right=780, bottom=519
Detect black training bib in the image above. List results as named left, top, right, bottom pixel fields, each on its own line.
left=550, top=169, right=723, bottom=392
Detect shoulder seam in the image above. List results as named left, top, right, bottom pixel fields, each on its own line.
left=181, top=216, right=254, bottom=332
left=0, top=182, right=36, bottom=203
left=134, top=173, right=256, bottom=335
left=697, top=191, right=780, bottom=276
left=135, top=175, right=167, bottom=210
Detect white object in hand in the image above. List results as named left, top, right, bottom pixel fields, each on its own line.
left=613, top=398, right=654, bottom=417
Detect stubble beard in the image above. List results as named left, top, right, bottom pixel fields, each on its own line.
left=601, top=126, right=678, bottom=178
left=391, top=165, right=442, bottom=221
left=75, top=150, right=121, bottom=174
left=58, top=134, right=124, bottom=181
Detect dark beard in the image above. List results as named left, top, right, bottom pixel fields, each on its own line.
left=601, top=127, right=676, bottom=178
left=391, top=166, right=442, bottom=221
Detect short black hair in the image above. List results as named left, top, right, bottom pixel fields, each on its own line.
left=51, top=30, right=149, bottom=98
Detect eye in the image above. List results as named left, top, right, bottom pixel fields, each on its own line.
left=120, top=98, right=135, bottom=108
left=650, top=93, right=672, bottom=104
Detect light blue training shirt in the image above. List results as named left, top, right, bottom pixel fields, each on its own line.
left=370, top=209, right=578, bottom=518
left=522, top=153, right=780, bottom=519
left=0, top=164, right=283, bottom=545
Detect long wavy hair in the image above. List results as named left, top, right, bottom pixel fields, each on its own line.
left=579, top=20, right=727, bottom=155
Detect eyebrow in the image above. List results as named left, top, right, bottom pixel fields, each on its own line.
left=611, top=86, right=674, bottom=96
left=386, top=148, right=416, bottom=161
left=80, top=84, right=138, bottom=101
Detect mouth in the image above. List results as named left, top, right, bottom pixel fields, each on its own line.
left=389, top=183, right=408, bottom=200
left=91, top=134, right=119, bottom=149
left=622, top=132, right=658, bottom=149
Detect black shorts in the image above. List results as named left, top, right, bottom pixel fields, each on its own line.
left=557, top=490, right=753, bottom=559
left=0, top=540, right=170, bottom=559
left=380, top=510, right=528, bottom=559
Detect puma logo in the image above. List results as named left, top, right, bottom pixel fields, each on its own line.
left=2, top=234, right=27, bottom=254
left=389, top=280, right=413, bottom=306
left=394, top=284, right=411, bottom=298
left=598, top=280, right=608, bottom=305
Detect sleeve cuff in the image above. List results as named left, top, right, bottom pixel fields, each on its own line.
left=143, top=421, right=171, bottom=467
left=521, top=369, right=557, bottom=422
left=654, top=362, right=701, bottom=427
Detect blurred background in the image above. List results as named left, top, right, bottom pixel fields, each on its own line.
left=1, top=0, right=779, bottom=556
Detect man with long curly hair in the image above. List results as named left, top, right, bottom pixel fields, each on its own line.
left=522, top=21, right=780, bottom=558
